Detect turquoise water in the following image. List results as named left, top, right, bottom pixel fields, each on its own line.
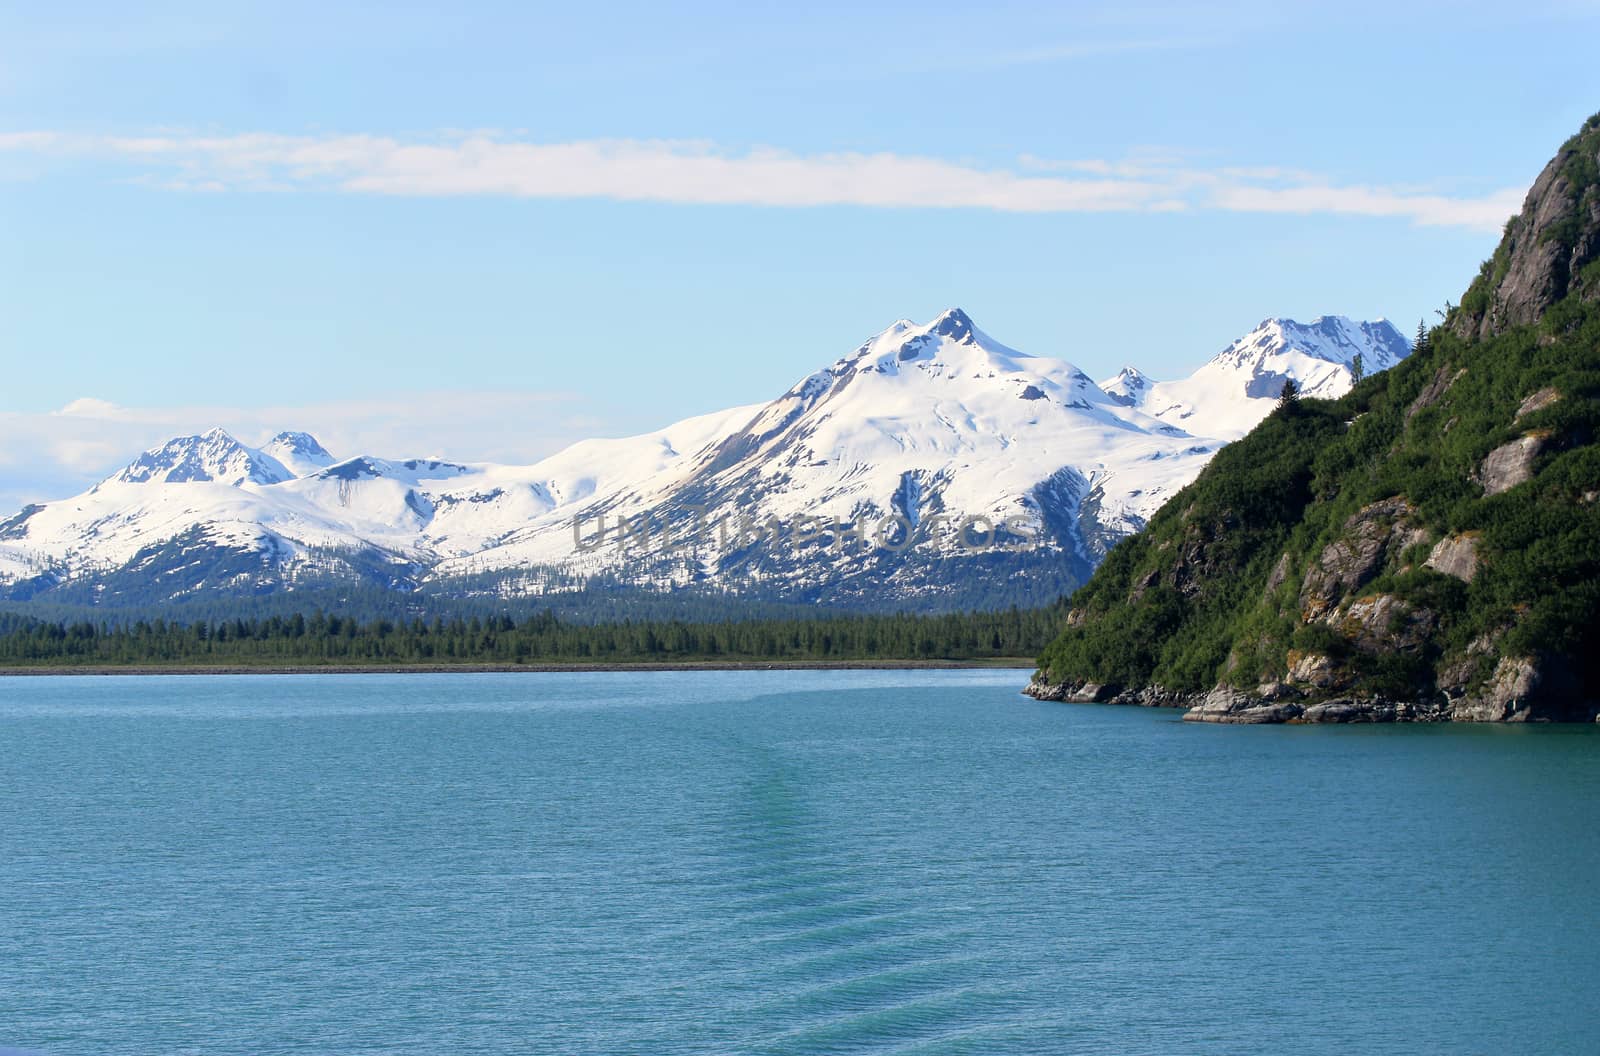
left=1, top=670, right=1597, bottom=1055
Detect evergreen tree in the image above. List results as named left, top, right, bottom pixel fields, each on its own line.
left=1277, top=378, right=1300, bottom=409
left=1414, top=319, right=1431, bottom=357
left=1350, top=351, right=1365, bottom=384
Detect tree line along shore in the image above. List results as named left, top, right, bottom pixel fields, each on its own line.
left=0, top=606, right=1061, bottom=670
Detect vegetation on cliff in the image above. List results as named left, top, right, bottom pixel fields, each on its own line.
left=1035, top=113, right=1600, bottom=720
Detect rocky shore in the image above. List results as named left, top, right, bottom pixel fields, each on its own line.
left=1023, top=674, right=1600, bottom=724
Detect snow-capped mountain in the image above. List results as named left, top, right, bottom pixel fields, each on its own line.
left=429, top=308, right=1215, bottom=604
left=0, top=309, right=1407, bottom=611
left=108, top=428, right=298, bottom=487
left=1103, top=316, right=1410, bottom=439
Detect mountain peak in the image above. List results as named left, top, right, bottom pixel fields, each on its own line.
left=266, top=430, right=325, bottom=450
left=1099, top=366, right=1152, bottom=406
left=262, top=431, right=336, bottom=476
left=1223, top=315, right=1408, bottom=371
left=844, top=308, right=1018, bottom=374
left=929, top=307, right=976, bottom=342
left=108, top=429, right=293, bottom=487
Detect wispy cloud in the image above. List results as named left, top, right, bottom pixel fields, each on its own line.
left=1208, top=182, right=1524, bottom=231
left=0, top=129, right=1522, bottom=231
left=1018, top=149, right=1526, bottom=230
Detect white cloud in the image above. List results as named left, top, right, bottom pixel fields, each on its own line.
left=0, top=390, right=615, bottom=510
left=55, top=397, right=125, bottom=418
left=0, top=129, right=1522, bottom=231
left=1209, top=183, right=1527, bottom=230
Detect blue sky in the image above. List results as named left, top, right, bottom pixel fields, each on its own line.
left=1, top=0, right=1598, bottom=504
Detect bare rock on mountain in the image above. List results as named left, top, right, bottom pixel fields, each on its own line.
left=1452, top=656, right=1544, bottom=722
left=1406, top=365, right=1466, bottom=420
left=1333, top=593, right=1438, bottom=653
left=1262, top=551, right=1293, bottom=599
left=1478, top=433, right=1550, bottom=495
left=1454, top=116, right=1600, bottom=341
left=1425, top=533, right=1481, bottom=582
left=1286, top=649, right=1339, bottom=689
left=1298, top=497, right=1422, bottom=620
left=1515, top=387, right=1562, bottom=421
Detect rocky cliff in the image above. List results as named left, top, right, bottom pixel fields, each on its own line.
left=1029, top=112, right=1600, bottom=723
left=1454, top=113, right=1600, bottom=340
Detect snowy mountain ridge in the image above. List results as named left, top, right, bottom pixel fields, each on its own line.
left=107, top=427, right=298, bottom=488
left=0, top=310, right=1408, bottom=611
left=1105, top=315, right=1410, bottom=439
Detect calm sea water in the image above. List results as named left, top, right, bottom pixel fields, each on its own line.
left=1, top=671, right=1597, bottom=1055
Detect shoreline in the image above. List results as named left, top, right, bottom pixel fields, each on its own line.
left=1023, top=675, right=1600, bottom=724
left=0, top=658, right=1038, bottom=677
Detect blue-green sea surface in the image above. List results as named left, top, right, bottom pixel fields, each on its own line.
left=1, top=670, right=1597, bottom=1055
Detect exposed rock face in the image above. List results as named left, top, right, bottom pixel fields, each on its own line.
left=1438, top=629, right=1506, bottom=698
left=1021, top=677, right=1191, bottom=709
left=1163, top=514, right=1244, bottom=599
left=1298, top=699, right=1401, bottom=723
left=1027, top=665, right=1596, bottom=724
left=1184, top=693, right=1439, bottom=724
left=1332, top=593, right=1437, bottom=654
left=1287, top=650, right=1339, bottom=689
left=1425, top=533, right=1481, bottom=582
left=1262, top=551, right=1293, bottom=598
left=1025, top=677, right=1091, bottom=704
left=1478, top=433, right=1550, bottom=495
left=1516, top=387, right=1563, bottom=421
left=1454, top=656, right=1543, bottom=722
left=1454, top=115, right=1600, bottom=341
left=1407, top=366, right=1466, bottom=421
left=1184, top=686, right=1303, bottom=724
left=1174, top=657, right=1587, bottom=723
left=1299, top=498, right=1423, bottom=619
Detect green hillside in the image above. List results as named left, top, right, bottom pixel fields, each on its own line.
left=1031, top=113, right=1600, bottom=723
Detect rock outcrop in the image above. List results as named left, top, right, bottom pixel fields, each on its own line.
left=1425, top=533, right=1481, bottom=582
left=1330, top=593, right=1437, bottom=654
left=1516, top=387, right=1563, bottom=421
left=1453, top=114, right=1600, bottom=341
left=1025, top=665, right=1599, bottom=723
left=1407, top=365, right=1466, bottom=421
left=1478, top=433, right=1550, bottom=495
left=1022, top=676, right=1192, bottom=710
left=1298, top=498, right=1423, bottom=620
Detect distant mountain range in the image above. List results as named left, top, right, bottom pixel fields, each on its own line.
left=0, top=310, right=1408, bottom=612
